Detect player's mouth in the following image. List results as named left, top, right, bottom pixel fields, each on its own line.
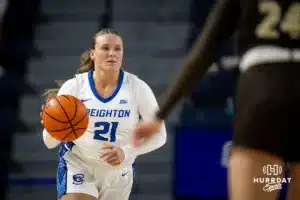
left=106, top=60, right=117, bottom=64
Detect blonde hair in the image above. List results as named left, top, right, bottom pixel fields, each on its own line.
left=43, top=28, right=122, bottom=100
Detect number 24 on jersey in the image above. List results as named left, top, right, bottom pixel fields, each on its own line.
left=256, top=2, right=300, bottom=39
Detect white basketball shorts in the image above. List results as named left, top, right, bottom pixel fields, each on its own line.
left=57, top=143, right=134, bottom=200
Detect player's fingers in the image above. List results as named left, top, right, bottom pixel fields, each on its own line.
left=111, top=148, right=118, bottom=153
left=41, top=120, right=44, bottom=125
left=110, top=161, right=121, bottom=166
left=103, top=150, right=119, bottom=163
left=102, top=143, right=114, bottom=150
left=40, top=106, right=44, bottom=117
left=108, top=159, right=121, bottom=166
left=102, top=146, right=114, bottom=151
left=100, top=151, right=112, bottom=159
left=101, top=155, right=109, bottom=162
left=100, top=148, right=110, bottom=156
left=108, top=150, right=118, bottom=158
left=106, top=156, right=118, bottom=164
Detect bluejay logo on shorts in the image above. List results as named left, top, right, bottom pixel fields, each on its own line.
left=72, top=174, right=84, bottom=185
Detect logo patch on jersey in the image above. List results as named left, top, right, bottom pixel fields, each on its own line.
left=72, top=174, right=84, bottom=185
left=119, top=99, right=128, bottom=104
left=81, top=98, right=92, bottom=102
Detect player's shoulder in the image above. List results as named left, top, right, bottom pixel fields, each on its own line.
left=74, top=72, right=89, bottom=84
left=123, top=71, right=148, bottom=86
left=123, top=71, right=138, bottom=83
left=59, top=72, right=89, bottom=92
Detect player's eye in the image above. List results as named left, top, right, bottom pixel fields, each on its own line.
left=101, top=46, right=109, bottom=51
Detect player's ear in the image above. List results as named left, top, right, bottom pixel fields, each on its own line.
left=89, top=49, right=95, bottom=61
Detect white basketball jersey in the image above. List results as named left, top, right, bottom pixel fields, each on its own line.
left=43, top=70, right=167, bottom=166
left=55, top=70, right=158, bottom=162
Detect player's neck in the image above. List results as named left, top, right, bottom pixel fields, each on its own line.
left=93, top=69, right=119, bottom=89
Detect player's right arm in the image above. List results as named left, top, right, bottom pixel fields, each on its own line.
left=156, top=0, right=240, bottom=120
left=133, top=0, right=241, bottom=146
left=42, top=78, right=78, bottom=149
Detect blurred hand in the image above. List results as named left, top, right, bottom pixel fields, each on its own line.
left=132, top=119, right=163, bottom=147
left=40, top=105, right=44, bottom=125
left=101, top=143, right=125, bottom=166
left=40, top=95, right=54, bottom=125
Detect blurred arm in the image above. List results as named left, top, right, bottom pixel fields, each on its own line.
left=121, top=79, right=167, bottom=163
left=156, top=0, right=240, bottom=120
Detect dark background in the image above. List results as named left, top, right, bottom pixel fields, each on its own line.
left=1, top=0, right=286, bottom=200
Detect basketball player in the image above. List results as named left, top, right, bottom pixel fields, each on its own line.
left=40, top=28, right=167, bottom=200
left=132, top=1, right=300, bottom=200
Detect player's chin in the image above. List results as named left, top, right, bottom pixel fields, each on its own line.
left=103, top=64, right=121, bottom=71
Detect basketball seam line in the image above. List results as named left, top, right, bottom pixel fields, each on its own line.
left=61, top=95, right=77, bottom=121
left=43, top=110, right=69, bottom=124
left=46, top=111, right=88, bottom=132
left=62, top=128, right=87, bottom=141
left=54, top=97, right=77, bottom=138
left=43, top=96, right=79, bottom=124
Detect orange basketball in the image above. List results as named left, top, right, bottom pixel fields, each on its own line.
left=42, top=95, right=89, bottom=142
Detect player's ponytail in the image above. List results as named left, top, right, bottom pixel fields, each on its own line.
left=43, top=50, right=94, bottom=100
left=77, top=49, right=94, bottom=73
left=42, top=80, right=65, bottom=100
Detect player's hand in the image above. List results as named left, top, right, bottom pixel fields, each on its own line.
left=132, top=118, right=163, bottom=147
left=101, top=143, right=125, bottom=166
left=40, top=105, right=45, bottom=125
left=40, top=96, right=54, bottom=125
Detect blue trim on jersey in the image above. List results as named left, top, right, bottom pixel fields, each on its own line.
left=57, top=142, right=73, bottom=199
left=88, top=70, right=124, bottom=103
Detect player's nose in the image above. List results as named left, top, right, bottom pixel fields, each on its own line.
left=108, top=49, right=119, bottom=57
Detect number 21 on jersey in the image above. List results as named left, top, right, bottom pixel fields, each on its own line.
left=93, top=122, right=119, bottom=142
left=256, top=2, right=300, bottom=39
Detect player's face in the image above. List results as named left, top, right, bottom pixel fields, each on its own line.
left=91, top=34, right=123, bottom=72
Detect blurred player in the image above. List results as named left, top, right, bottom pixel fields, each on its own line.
left=41, top=28, right=167, bottom=200
left=132, top=1, right=300, bottom=200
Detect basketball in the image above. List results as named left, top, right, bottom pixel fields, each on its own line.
left=42, top=95, right=89, bottom=142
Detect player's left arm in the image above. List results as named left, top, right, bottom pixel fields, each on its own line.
left=136, top=79, right=167, bottom=154
left=121, top=79, right=167, bottom=161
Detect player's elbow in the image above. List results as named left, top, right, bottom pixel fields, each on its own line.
left=43, top=140, right=59, bottom=149
left=42, top=130, right=60, bottom=149
left=43, top=138, right=59, bottom=149
left=44, top=143, right=56, bottom=149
